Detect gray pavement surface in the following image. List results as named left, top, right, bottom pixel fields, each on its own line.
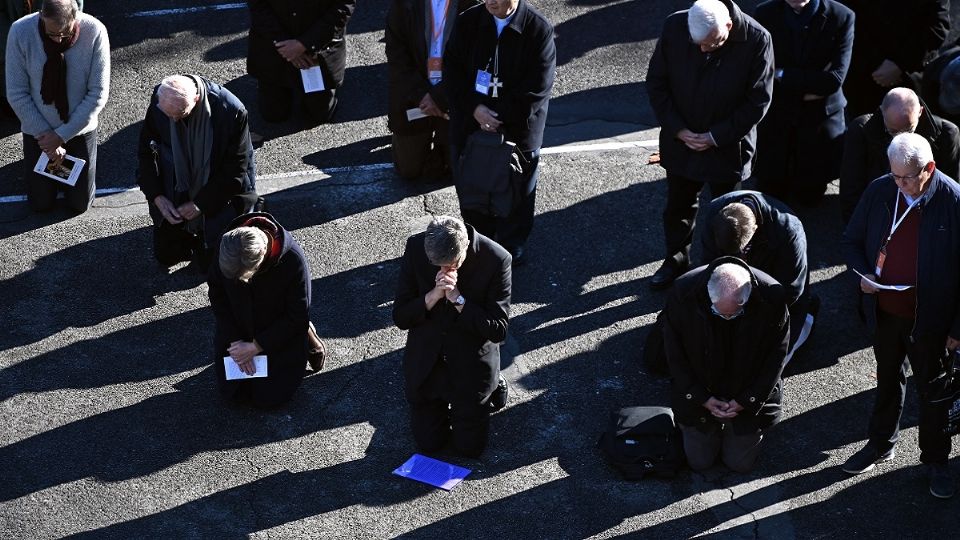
left=2, top=1, right=960, bottom=538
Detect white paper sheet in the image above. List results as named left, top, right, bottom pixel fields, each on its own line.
left=853, top=270, right=913, bottom=291
left=33, top=153, right=86, bottom=187
left=223, top=355, right=268, bottom=380
left=300, top=66, right=326, bottom=93
left=406, top=107, right=428, bottom=121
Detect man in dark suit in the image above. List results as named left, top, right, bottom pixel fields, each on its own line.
left=646, top=0, right=774, bottom=290
left=837, top=0, right=949, bottom=118
left=839, top=87, right=960, bottom=224
left=246, top=0, right=355, bottom=127
left=663, top=258, right=790, bottom=472
left=443, top=0, right=556, bottom=265
left=753, top=0, right=854, bottom=205
left=393, top=215, right=511, bottom=458
left=385, top=0, right=479, bottom=181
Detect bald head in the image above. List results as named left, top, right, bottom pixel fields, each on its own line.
left=880, top=87, right=922, bottom=135
left=157, top=75, right=200, bottom=121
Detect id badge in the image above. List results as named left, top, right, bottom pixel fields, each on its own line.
left=874, top=245, right=887, bottom=277
left=428, top=57, right=443, bottom=80
left=475, top=70, right=492, bottom=95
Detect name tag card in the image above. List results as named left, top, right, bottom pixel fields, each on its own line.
left=475, top=70, right=492, bottom=95
left=428, top=57, right=443, bottom=80
left=301, top=66, right=326, bottom=93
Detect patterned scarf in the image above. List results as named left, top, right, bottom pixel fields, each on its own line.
left=39, top=16, right=80, bottom=123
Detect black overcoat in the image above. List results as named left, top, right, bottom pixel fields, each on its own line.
left=208, top=212, right=312, bottom=408
left=246, top=0, right=356, bottom=90
left=753, top=0, right=854, bottom=186
left=385, top=0, right=480, bottom=135
left=647, top=0, right=774, bottom=185
left=393, top=225, right=511, bottom=405
left=837, top=0, right=950, bottom=117
left=443, top=0, right=556, bottom=153
left=839, top=105, right=960, bottom=223
left=698, top=190, right=807, bottom=307
left=663, top=257, right=790, bottom=435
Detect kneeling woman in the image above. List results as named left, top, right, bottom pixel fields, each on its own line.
left=208, top=212, right=326, bottom=408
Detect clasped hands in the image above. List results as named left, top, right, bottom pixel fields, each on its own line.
left=425, top=268, right=463, bottom=310
left=37, top=130, right=66, bottom=166
left=229, top=340, right=263, bottom=376
left=153, top=195, right=201, bottom=225
left=419, top=92, right=448, bottom=120
left=275, top=39, right=317, bottom=70
left=676, top=128, right=715, bottom=152
left=703, top=396, right=744, bottom=419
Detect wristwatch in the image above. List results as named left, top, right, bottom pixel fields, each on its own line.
left=454, top=295, right=465, bottom=306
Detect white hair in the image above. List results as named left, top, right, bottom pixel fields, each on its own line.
left=707, top=263, right=752, bottom=305
left=157, top=75, right=197, bottom=104
left=887, top=132, right=934, bottom=171
left=688, top=0, right=731, bottom=43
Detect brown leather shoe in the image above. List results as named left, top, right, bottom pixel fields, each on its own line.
left=308, top=339, right=326, bottom=372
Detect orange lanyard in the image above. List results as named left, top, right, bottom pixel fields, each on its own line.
left=431, top=0, right=452, bottom=43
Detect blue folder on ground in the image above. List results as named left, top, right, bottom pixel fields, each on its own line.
left=392, top=454, right=471, bottom=491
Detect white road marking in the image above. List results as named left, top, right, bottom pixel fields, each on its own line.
left=0, top=139, right=657, bottom=205
left=127, top=3, right=246, bottom=18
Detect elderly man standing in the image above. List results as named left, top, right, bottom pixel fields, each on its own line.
left=842, top=133, right=960, bottom=499
left=443, top=0, right=556, bottom=266
left=246, top=0, right=355, bottom=128
left=393, top=215, right=511, bottom=458
left=663, top=259, right=790, bottom=472
left=5, top=0, right=107, bottom=213
left=647, top=0, right=774, bottom=290
left=136, top=75, right=258, bottom=267
left=840, top=87, right=960, bottom=224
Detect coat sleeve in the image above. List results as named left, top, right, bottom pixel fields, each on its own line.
left=779, top=10, right=854, bottom=97
left=839, top=116, right=870, bottom=224
left=646, top=19, right=687, bottom=140
left=385, top=2, right=432, bottom=109
left=443, top=12, right=481, bottom=124
left=934, top=120, right=960, bottom=182
left=298, top=0, right=356, bottom=51
left=454, top=252, right=511, bottom=343
left=393, top=236, right=432, bottom=330
left=841, top=183, right=877, bottom=277
left=735, top=298, right=789, bottom=415
left=253, top=257, right=312, bottom=355
left=708, top=30, right=775, bottom=147
left=193, top=105, right=251, bottom=215
left=776, top=217, right=808, bottom=306
left=888, top=0, right=950, bottom=74
left=495, top=20, right=556, bottom=131
left=136, top=93, right=164, bottom=202
left=5, top=21, right=53, bottom=135
left=53, top=20, right=110, bottom=143
left=208, top=265, right=244, bottom=346
left=662, top=293, right=711, bottom=408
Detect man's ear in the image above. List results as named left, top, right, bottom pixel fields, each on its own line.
left=725, top=20, right=733, bottom=31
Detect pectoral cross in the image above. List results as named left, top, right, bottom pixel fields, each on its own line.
left=489, top=76, right=503, bottom=98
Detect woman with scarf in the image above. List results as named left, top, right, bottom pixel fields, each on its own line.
left=136, top=75, right=259, bottom=268
left=208, top=212, right=326, bottom=408
left=5, top=0, right=106, bottom=213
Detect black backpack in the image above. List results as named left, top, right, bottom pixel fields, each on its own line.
left=597, top=406, right=686, bottom=480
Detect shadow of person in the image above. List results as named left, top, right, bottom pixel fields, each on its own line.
left=544, top=82, right=655, bottom=146
left=204, top=34, right=246, bottom=63
left=553, top=0, right=681, bottom=66
left=94, top=5, right=250, bottom=50
left=0, top=225, right=205, bottom=351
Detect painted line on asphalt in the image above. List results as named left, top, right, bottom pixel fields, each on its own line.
left=0, top=139, right=657, bottom=204
left=127, top=3, right=246, bottom=18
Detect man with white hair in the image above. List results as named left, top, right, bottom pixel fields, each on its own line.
left=137, top=75, right=259, bottom=268
left=647, top=0, right=774, bottom=290
left=842, top=132, right=960, bottom=498
left=662, top=258, right=790, bottom=472
left=5, top=0, right=107, bottom=213
left=840, top=87, right=960, bottom=224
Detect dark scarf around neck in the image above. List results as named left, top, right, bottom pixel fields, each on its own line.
left=39, top=16, right=80, bottom=123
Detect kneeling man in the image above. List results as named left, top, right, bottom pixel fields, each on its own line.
left=663, top=259, right=790, bottom=472
left=393, top=215, right=511, bottom=457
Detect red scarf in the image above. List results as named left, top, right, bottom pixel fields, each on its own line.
left=241, top=216, right=283, bottom=269
left=39, top=16, right=80, bottom=123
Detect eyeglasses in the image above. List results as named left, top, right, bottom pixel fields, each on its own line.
left=891, top=169, right=924, bottom=183
left=44, top=22, right=75, bottom=40
left=710, top=303, right=745, bottom=320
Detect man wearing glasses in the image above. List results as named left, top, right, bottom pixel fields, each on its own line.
left=840, top=87, right=960, bottom=225
left=662, top=258, right=790, bottom=472
left=842, top=132, right=960, bottom=499
left=5, top=0, right=106, bottom=214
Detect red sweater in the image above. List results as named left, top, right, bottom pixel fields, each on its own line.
left=877, top=192, right=920, bottom=318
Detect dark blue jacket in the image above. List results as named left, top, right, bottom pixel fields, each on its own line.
left=842, top=170, right=960, bottom=340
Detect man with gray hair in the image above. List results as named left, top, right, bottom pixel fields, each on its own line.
left=647, top=0, right=774, bottom=290
left=137, top=75, right=258, bottom=267
left=5, top=0, right=107, bottom=213
left=842, top=132, right=960, bottom=498
left=662, top=257, right=790, bottom=472
left=840, top=86, right=960, bottom=224
left=393, top=215, right=512, bottom=457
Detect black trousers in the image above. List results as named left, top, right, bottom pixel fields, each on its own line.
left=662, top=172, right=740, bottom=268
left=460, top=151, right=540, bottom=251
left=23, top=129, right=97, bottom=213
left=257, top=80, right=337, bottom=126
left=409, top=356, right=490, bottom=458
left=867, top=310, right=951, bottom=464
left=391, top=117, right=451, bottom=181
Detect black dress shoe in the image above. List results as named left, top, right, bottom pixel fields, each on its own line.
left=649, top=261, right=685, bottom=291
left=509, top=245, right=526, bottom=267
left=488, top=375, right=509, bottom=411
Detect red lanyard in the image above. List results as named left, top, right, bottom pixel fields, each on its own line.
left=431, top=0, right=452, bottom=43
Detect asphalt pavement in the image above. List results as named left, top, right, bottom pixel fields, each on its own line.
left=2, top=1, right=960, bottom=538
